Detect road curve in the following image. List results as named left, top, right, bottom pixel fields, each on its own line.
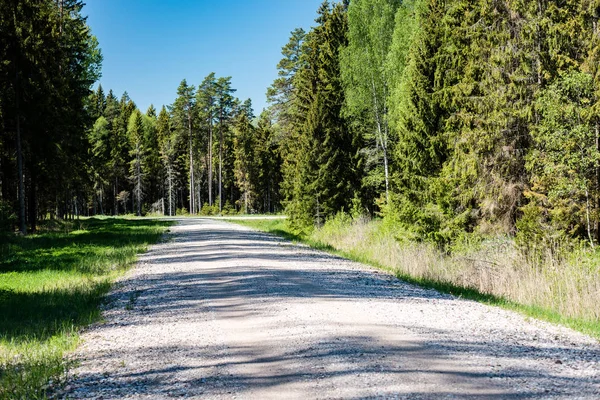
left=63, top=218, right=599, bottom=399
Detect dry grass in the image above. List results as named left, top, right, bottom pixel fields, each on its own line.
left=312, top=215, right=600, bottom=325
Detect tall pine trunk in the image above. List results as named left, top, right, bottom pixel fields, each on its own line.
left=188, top=111, right=194, bottom=214
left=15, top=54, right=26, bottom=234
left=208, top=121, right=213, bottom=206
left=219, top=123, right=223, bottom=213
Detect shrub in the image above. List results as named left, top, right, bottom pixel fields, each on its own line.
left=0, top=199, right=16, bottom=234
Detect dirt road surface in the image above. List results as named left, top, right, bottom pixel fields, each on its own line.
left=62, top=219, right=600, bottom=399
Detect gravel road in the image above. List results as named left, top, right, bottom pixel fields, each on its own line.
left=62, top=218, right=600, bottom=399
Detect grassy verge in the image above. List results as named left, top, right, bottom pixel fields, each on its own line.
left=226, top=216, right=600, bottom=341
left=0, top=217, right=171, bottom=400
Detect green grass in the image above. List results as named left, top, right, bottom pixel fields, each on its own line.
left=226, top=217, right=600, bottom=341
left=0, top=217, right=171, bottom=400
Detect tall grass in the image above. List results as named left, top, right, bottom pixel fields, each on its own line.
left=0, top=217, right=170, bottom=399
left=230, top=215, right=600, bottom=339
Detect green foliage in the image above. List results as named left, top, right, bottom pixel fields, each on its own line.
left=233, top=108, right=256, bottom=214
left=0, top=218, right=170, bottom=399
left=200, top=203, right=219, bottom=216
left=222, top=200, right=236, bottom=215
left=0, top=0, right=102, bottom=230
left=0, top=199, right=16, bottom=234
left=282, top=1, right=361, bottom=231
left=527, top=71, right=600, bottom=246
left=341, top=0, right=401, bottom=205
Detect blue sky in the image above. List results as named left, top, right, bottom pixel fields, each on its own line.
left=84, top=0, right=324, bottom=114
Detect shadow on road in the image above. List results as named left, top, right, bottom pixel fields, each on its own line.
left=64, top=219, right=600, bottom=399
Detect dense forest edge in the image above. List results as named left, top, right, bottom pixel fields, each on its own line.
left=1, top=0, right=600, bottom=397
left=3, top=0, right=600, bottom=250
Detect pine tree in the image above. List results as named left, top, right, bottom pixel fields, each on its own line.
left=215, top=77, right=236, bottom=212
left=157, top=106, right=178, bottom=216
left=143, top=105, right=161, bottom=211
left=88, top=116, right=110, bottom=214
left=0, top=0, right=101, bottom=231
left=254, top=111, right=283, bottom=213
left=172, top=79, right=197, bottom=213
left=197, top=73, right=218, bottom=207
left=388, top=0, right=448, bottom=238
left=267, top=27, right=306, bottom=130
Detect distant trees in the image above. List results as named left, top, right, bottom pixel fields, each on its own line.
left=5, top=0, right=600, bottom=250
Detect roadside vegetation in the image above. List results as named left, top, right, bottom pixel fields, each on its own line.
left=229, top=215, right=600, bottom=341
left=0, top=218, right=170, bottom=400
left=3, top=0, right=600, bottom=394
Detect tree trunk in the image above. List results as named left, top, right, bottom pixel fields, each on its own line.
left=219, top=126, right=223, bottom=213
left=114, top=176, right=118, bottom=216
left=208, top=122, right=213, bottom=206
left=137, top=151, right=142, bottom=216
left=16, top=78, right=26, bottom=234
left=28, top=174, right=37, bottom=233
left=188, top=109, right=194, bottom=214
left=168, top=165, right=173, bottom=216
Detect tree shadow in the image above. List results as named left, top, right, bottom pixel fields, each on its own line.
left=61, top=219, right=600, bottom=398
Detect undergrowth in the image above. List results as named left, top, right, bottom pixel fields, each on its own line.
left=0, top=217, right=171, bottom=399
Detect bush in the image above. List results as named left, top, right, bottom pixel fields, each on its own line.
left=200, top=203, right=218, bottom=216
left=222, top=200, right=235, bottom=215
left=0, top=199, right=16, bottom=234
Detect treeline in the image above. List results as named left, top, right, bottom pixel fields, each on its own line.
left=4, top=0, right=600, bottom=250
left=0, top=1, right=284, bottom=233
left=275, top=0, right=600, bottom=248
left=87, top=78, right=282, bottom=218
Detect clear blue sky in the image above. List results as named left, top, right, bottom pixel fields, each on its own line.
left=84, top=0, right=324, bottom=114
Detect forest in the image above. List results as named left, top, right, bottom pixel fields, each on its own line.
left=3, top=1, right=600, bottom=397
left=2, top=0, right=600, bottom=253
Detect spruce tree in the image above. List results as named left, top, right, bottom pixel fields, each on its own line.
left=128, top=109, right=145, bottom=216
left=284, top=1, right=360, bottom=230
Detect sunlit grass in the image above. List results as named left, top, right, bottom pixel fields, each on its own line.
left=228, top=216, right=600, bottom=340
left=0, top=217, right=171, bottom=399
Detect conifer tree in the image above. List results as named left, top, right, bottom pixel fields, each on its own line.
left=128, top=109, right=145, bottom=216
left=157, top=106, right=178, bottom=216
left=267, top=27, right=306, bottom=130
left=284, top=1, right=359, bottom=230
left=197, top=73, right=218, bottom=206
left=215, top=77, right=236, bottom=212
left=254, top=111, right=283, bottom=213
left=173, top=80, right=197, bottom=213
left=233, top=106, right=256, bottom=214
left=143, top=105, right=161, bottom=210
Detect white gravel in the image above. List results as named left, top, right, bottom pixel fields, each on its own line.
left=60, top=218, right=600, bottom=399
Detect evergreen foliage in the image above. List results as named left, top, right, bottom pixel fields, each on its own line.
left=3, top=0, right=600, bottom=252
